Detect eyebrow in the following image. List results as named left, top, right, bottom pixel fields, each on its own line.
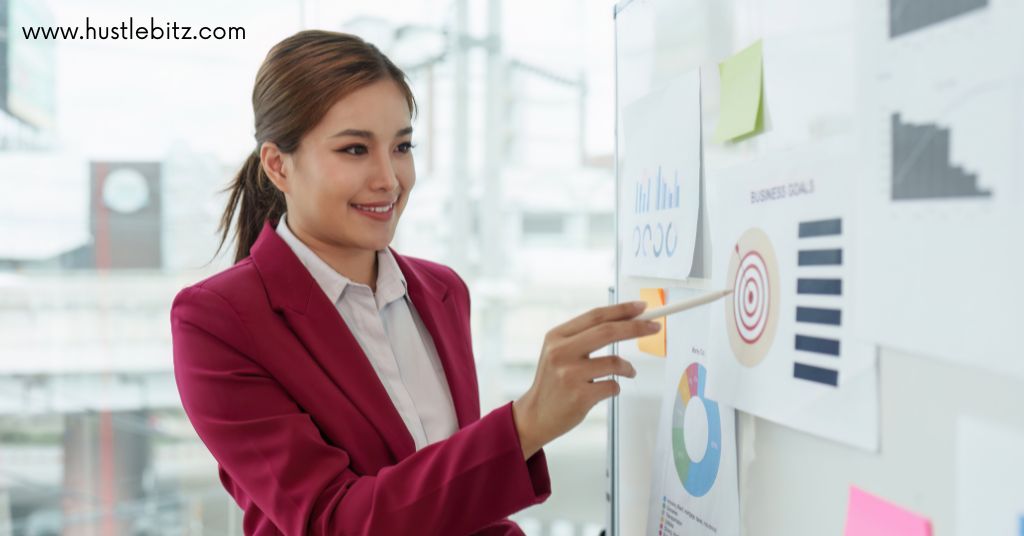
left=330, top=126, right=413, bottom=139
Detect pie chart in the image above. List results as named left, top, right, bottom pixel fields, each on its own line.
left=671, top=362, right=721, bottom=497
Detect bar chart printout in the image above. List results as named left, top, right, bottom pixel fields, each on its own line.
left=619, top=69, right=701, bottom=279
left=707, top=147, right=878, bottom=451
left=891, top=113, right=991, bottom=201
left=889, top=0, right=988, bottom=38
left=635, top=166, right=682, bottom=213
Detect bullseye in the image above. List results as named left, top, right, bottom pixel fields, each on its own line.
left=733, top=251, right=770, bottom=344
left=724, top=228, right=779, bottom=367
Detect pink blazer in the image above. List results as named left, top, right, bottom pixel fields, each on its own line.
left=170, top=218, right=550, bottom=535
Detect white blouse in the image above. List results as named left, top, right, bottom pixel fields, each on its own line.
left=275, top=212, right=459, bottom=450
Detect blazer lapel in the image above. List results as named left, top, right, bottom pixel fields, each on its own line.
left=249, top=219, right=416, bottom=461
left=391, top=249, right=478, bottom=429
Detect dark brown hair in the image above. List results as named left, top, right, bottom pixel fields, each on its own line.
left=212, top=30, right=417, bottom=264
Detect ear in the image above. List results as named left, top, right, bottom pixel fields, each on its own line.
left=260, top=141, right=290, bottom=194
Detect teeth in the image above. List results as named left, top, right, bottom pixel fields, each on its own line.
left=354, top=203, right=393, bottom=213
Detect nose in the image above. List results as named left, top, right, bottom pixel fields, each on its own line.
left=368, top=150, right=400, bottom=192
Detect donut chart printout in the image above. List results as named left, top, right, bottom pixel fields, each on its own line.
left=646, top=288, right=739, bottom=536
left=705, top=141, right=879, bottom=451
left=618, top=68, right=702, bottom=279
left=671, top=363, right=721, bottom=498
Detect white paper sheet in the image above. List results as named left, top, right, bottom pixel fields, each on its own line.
left=645, top=287, right=740, bottom=536
left=705, top=140, right=878, bottom=451
left=619, top=69, right=702, bottom=280
left=956, top=416, right=1024, bottom=536
left=855, top=0, right=1024, bottom=377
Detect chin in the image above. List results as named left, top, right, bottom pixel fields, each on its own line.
left=364, top=236, right=394, bottom=252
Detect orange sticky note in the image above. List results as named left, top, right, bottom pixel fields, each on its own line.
left=637, top=288, right=666, bottom=357
left=845, top=486, right=932, bottom=536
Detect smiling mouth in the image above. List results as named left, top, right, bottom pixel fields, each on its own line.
left=350, top=202, right=395, bottom=213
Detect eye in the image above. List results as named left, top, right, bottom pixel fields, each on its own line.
left=396, top=142, right=416, bottom=154
left=337, top=145, right=367, bottom=156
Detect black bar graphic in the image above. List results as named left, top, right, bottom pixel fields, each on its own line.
left=798, top=219, right=842, bottom=238
left=796, top=307, right=842, bottom=326
left=793, top=363, right=839, bottom=386
left=795, top=335, right=841, bottom=356
left=890, top=0, right=988, bottom=38
left=891, top=114, right=991, bottom=200
left=797, top=278, right=843, bottom=295
left=798, top=249, right=843, bottom=266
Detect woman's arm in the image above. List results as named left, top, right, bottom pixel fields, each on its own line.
left=171, top=285, right=549, bottom=536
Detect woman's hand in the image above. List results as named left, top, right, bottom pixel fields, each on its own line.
left=511, top=300, right=661, bottom=459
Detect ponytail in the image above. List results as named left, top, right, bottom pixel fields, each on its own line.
left=211, top=150, right=285, bottom=265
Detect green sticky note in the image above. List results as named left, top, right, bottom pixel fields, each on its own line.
left=713, top=40, right=764, bottom=143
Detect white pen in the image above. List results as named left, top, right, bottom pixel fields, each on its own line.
left=634, top=288, right=734, bottom=321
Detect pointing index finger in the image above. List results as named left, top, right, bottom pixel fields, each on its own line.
left=548, top=301, right=647, bottom=339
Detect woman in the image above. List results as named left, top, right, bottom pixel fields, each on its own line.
left=169, top=29, right=660, bottom=535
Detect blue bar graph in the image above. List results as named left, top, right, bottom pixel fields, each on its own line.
left=633, top=165, right=681, bottom=214
left=795, top=335, right=841, bottom=356
left=793, top=363, right=839, bottom=386
left=796, top=306, right=842, bottom=326
left=798, top=218, right=842, bottom=237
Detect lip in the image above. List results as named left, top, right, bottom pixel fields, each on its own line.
left=351, top=199, right=397, bottom=207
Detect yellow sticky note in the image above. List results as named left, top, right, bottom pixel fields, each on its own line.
left=637, top=288, right=666, bottom=357
left=713, top=39, right=764, bottom=143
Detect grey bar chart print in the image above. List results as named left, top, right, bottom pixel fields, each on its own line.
left=889, top=0, right=988, bottom=38
left=891, top=113, right=991, bottom=201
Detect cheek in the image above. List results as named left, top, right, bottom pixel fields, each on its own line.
left=398, top=161, right=416, bottom=191
left=318, top=165, right=365, bottom=203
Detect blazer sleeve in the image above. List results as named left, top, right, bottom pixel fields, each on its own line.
left=170, top=284, right=551, bottom=536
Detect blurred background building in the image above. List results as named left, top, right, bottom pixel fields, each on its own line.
left=0, top=0, right=617, bottom=534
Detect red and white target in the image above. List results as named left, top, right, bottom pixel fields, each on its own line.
left=724, top=228, right=779, bottom=367
left=733, top=251, right=770, bottom=344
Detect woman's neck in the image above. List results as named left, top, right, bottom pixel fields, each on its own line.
left=286, top=217, right=379, bottom=292
left=321, top=248, right=378, bottom=292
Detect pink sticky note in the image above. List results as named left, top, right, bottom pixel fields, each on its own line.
left=845, top=486, right=932, bottom=536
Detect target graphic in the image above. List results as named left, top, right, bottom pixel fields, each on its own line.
left=734, top=251, right=770, bottom=344
left=725, top=228, right=780, bottom=367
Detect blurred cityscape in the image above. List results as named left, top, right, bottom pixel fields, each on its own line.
left=0, top=0, right=616, bottom=534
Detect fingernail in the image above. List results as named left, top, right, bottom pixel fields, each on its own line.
left=631, top=301, right=647, bottom=311
left=646, top=321, right=661, bottom=331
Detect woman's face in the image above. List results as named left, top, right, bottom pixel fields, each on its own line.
left=274, top=79, right=415, bottom=255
